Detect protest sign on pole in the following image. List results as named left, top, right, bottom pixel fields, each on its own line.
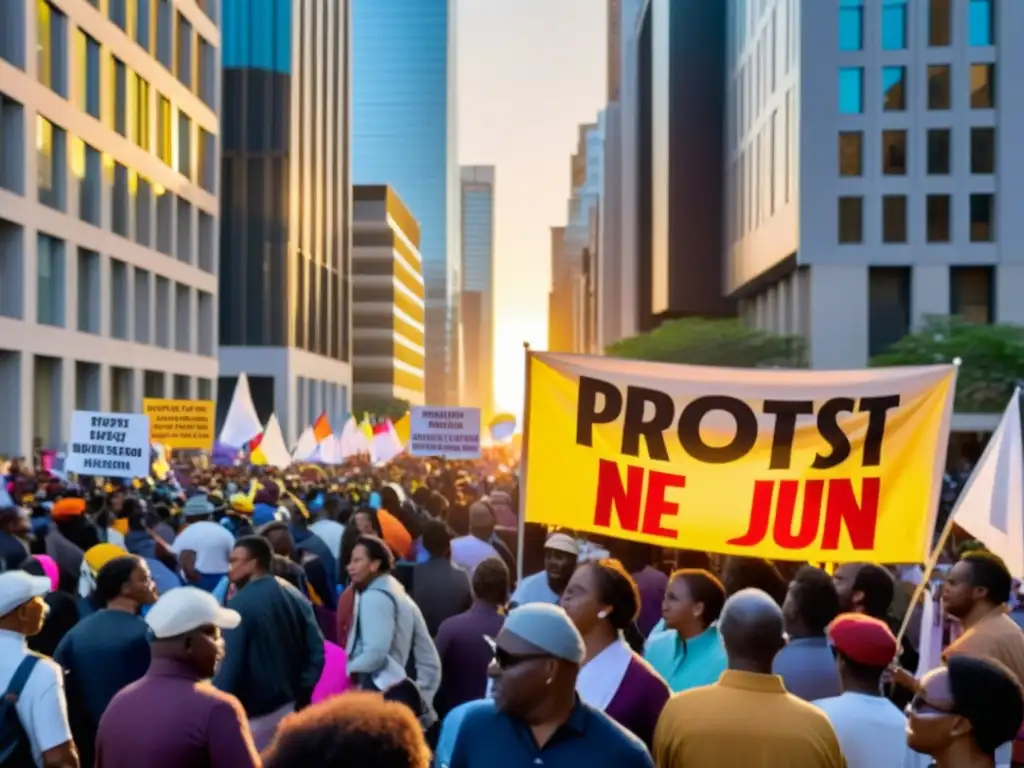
left=143, top=398, right=215, bottom=450
left=522, top=353, right=957, bottom=563
left=409, top=407, right=482, bottom=459
left=65, top=411, right=151, bottom=478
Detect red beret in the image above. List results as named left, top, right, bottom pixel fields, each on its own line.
left=827, top=613, right=897, bottom=668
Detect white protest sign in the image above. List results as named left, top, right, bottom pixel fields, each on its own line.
left=409, top=407, right=482, bottom=459
left=66, top=411, right=151, bottom=478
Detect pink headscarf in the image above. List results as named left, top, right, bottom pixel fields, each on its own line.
left=33, top=555, right=60, bottom=592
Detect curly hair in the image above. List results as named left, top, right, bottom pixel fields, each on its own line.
left=262, top=692, right=430, bottom=768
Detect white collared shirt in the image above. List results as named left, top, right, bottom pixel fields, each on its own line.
left=0, top=629, right=73, bottom=766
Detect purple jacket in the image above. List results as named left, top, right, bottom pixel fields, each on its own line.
left=604, top=656, right=672, bottom=750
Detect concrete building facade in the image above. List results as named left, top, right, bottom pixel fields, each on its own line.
left=0, top=0, right=220, bottom=458
left=351, top=0, right=461, bottom=406
left=726, top=0, right=1024, bottom=369
left=460, top=165, right=495, bottom=417
left=351, top=184, right=425, bottom=407
left=217, top=0, right=352, bottom=445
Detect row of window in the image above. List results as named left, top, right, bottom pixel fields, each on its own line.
left=837, top=193, right=995, bottom=245
left=838, top=127, right=996, bottom=177
left=83, top=0, right=216, bottom=106
left=839, top=63, right=995, bottom=114
left=869, top=265, right=994, bottom=357
left=733, top=0, right=797, bottom=145
left=839, top=0, right=995, bottom=51
left=33, top=230, right=215, bottom=356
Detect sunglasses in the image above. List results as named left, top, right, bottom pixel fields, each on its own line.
left=484, top=636, right=550, bottom=670
left=906, top=693, right=956, bottom=717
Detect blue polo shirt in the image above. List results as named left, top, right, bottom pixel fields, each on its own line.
left=446, top=696, right=653, bottom=768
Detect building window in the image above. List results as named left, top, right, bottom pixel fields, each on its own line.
left=970, top=64, right=995, bottom=108
left=950, top=266, right=991, bottom=323
left=176, top=12, right=192, bottom=89
left=136, top=0, right=152, bottom=51
left=950, top=267, right=993, bottom=323
left=927, top=65, right=951, bottom=109
left=177, top=111, right=191, bottom=178
left=839, top=68, right=863, bottom=114
left=72, top=137, right=101, bottom=226
left=110, top=259, right=129, bottom=340
left=929, top=0, right=951, bottom=45
left=134, top=74, right=150, bottom=150
left=109, top=0, right=126, bottom=30
left=838, top=197, right=863, bottom=244
left=36, top=115, right=65, bottom=211
left=882, top=67, right=906, bottom=111
left=882, top=196, right=907, bottom=243
left=868, top=267, right=911, bottom=357
left=156, top=94, right=172, bottom=165
left=112, top=56, right=127, bottom=136
left=970, top=193, right=994, bottom=242
left=112, top=163, right=129, bottom=237
left=927, top=129, right=951, bottom=175
left=77, top=248, right=100, bottom=334
left=197, top=37, right=215, bottom=106
left=838, top=132, right=862, bottom=176
left=156, top=0, right=172, bottom=68
left=882, top=130, right=907, bottom=175
left=36, top=0, right=67, bottom=98
left=969, top=0, right=994, bottom=46
left=971, top=127, right=995, bottom=174
left=882, top=0, right=908, bottom=50
left=839, top=0, right=863, bottom=51
left=926, top=195, right=951, bottom=243
left=36, top=232, right=65, bottom=327
left=74, top=30, right=101, bottom=119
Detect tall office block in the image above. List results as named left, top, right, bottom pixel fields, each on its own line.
left=726, top=0, right=1024, bottom=372
left=351, top=0, right=460, bottom=406
left=352, top=185, right=425, bottom=406
left=460, top=166, right=495, bottom=418
left=0, top=0, right=220, bottom=458
left=218, top=0, right=352, bottom=445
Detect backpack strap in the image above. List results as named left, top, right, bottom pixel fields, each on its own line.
left=2, top=655, right=40, bottom=707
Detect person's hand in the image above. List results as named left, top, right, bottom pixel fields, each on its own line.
left=888, top=664, right=919, bottom=693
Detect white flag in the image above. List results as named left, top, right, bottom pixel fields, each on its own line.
left=255, top=414, right=293, bottom=469
left=949, top=388, right=1024, bottom=577
left=292, top=426, right=318, bottom=462
left=371, top=420, right=404, bottom=465
left=218, top=374, right=263, bottom=448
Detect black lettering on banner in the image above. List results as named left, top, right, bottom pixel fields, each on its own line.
left=573, top=375, right=902, bottom=471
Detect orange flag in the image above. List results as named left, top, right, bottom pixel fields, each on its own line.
left=312, top=413, right=332, bottom=443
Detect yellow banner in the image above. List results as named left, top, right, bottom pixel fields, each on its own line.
left=523, top=353, right=957, bottom=563
left=142, top=398, right=215, bottom=451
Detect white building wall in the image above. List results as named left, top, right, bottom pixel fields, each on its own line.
left=0, top=0, right=220, bottom=459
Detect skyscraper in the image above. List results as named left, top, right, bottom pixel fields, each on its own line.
left=0, top=0, right=220, bottom=458
left=218, top=0, right=352, bottom=445
left=460, top=166, right=495, bottom=418
left=351, top=0, right=460, bottom=406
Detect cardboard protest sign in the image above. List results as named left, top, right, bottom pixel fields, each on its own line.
left=143, top=398, right=215, bottom=450
left=522, top=353, right=957, bottom=563
left=409, top=407, right=482, bottom=459
left=66, top=411, right=150, bottom=478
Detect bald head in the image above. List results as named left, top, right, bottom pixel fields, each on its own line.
left=719, top=588, right=786, bottom=671
left=469, top=500, right=496, bottom=539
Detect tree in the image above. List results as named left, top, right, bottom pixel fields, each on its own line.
left=606, top=317, right=807, bottom=368
left=351, top=395, right=411, bottom=421
left=871, top=315, right=1024, bottom=412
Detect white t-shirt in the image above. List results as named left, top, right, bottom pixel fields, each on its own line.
left=813, top=692, right=910, bottom=768
left=171, top=520, right=235, bottom=574
left=310, top=519, right=345, bottom=562
left=0, top=629, right=73, bottom=766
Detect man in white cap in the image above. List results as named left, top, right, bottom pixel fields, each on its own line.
left=0, top=570, right=79, bottom=767
left=510, top=533, right=579, bottom=608
left=94, top=587, right=259, bottom=768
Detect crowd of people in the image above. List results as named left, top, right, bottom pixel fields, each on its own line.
left=2, top=453, right=1024, bottom=767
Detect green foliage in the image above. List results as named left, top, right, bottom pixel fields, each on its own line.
left=871, top=316, right=1024, bottom=412
left=605, top=317, right=807, bottom=368
left=352, top=395, right=411, bottom=421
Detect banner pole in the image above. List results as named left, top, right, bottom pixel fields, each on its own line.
left=516, top=342, right=532, bottom=586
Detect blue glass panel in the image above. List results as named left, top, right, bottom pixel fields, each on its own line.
left=881, top=1, right=907, bottom=50
left=838, top=67, right=863, bottom=114
left=221, top=0, right=291, bottom=73
left=838, top=7, right=863, bottom=51
left=969, top=0, right=993, bottom=46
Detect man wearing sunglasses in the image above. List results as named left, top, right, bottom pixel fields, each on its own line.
left=94, top=587, right=260, bottom=768
left=445, top=602, right=653, bottom=768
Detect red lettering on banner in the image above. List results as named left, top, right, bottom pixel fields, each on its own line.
left=593, top=459, right=687, bottom=540
left=727, top=477, right=881, bottom=550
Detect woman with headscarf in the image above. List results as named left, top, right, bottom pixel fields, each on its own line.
left=46, top=496, right=100, bottom=592
left=560, top=558, right=671, bottom=749
left=23, top=554, right=80, bottom=655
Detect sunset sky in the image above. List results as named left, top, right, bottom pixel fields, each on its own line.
left=457, top=0, right=607, bottom=420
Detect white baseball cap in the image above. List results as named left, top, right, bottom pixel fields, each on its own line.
left=0, top=571, right=51, bottom=617
left=145, top=586, right=241, bottom=639
left=545, top=532, right=580, bottom=557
